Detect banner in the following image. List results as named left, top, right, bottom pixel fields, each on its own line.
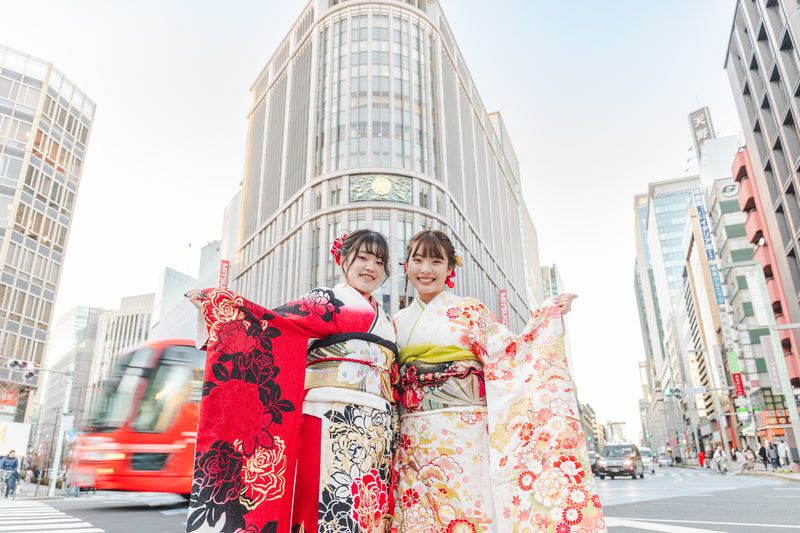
left=732, top=373, right=745, bottom=396
left=498, top=289, right=509, bottom=328
left=219, top=260, right=230, bottom=289
left=0, top=387, right=18, bottom=415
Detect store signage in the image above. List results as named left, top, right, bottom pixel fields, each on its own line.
left=219, top=260, right=230, bottom=289
left=760, top=335, right=783, bottom=395
left=498, top=290, right=509, bottom=328
left=689, top=107, right=715, bottom=157
left=732, top=373, right=745, bottom=396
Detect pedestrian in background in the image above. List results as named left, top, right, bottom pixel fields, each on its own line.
left=758, top=443, right=768, bottom=470
left=1, top=450, right=19, bottom=498
left=698, top=450, right=705, bottom=468
left=745, top=446, right=755, bottom=470
left=777, top=439, right=790, bottom=469
left=767, top=442, right=780, bottom=470
left=713, top=446, right=728, bottom=475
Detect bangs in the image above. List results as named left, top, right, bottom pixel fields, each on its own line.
left=356, top=233, right=390, bottom=264
left=408, top=232, right=447, bottom=260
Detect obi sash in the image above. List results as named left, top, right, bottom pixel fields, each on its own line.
left=397, top=344, right=487, bottom=413
left=305, top=332, right=398, bottom=404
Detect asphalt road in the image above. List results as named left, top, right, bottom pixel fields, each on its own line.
left=0, top=467, right=797, bottom=532
left=599, top=466, right=800, bottom=532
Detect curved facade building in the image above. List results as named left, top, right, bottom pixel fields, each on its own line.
left=0, top=45, right=94, bottom=421
left=233, top=0, right=541, bottom=329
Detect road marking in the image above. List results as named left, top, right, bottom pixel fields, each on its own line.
left=605, top=518, right=730, bottom=532
left=0, top=501, right=104, bottom=532
left=160, top=508, right=188, bottom=515
left=607, top=517, right=800, bottom=529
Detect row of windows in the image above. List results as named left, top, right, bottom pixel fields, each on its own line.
left=12, top=200, right=69, bottom=251
left=32, top=127, right=84, bottom=178
left=4, top=240, right=61, bottom=287
left=0, top=76, right=40, bottom=109
left=0, top=282, right=53, bottom=334
left=0, top=329, right=44, bottom=361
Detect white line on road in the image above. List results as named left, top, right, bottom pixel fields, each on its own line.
left=607, top=517, right=800, bottom=529
left=0, top=522, right=104, bottom=533
left=160, top=508, right=188, bottom=515
left=605, top=517, right=730, bottom=532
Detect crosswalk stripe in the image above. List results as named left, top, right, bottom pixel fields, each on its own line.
left=0, top=501, right=104, bottom=533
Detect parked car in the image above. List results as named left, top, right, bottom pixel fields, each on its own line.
left=588, top=451, right=597, bottom=475
left=658, top=454, right=674, bottom=467
left=639, top=446, right=655, bottom=473
left=596, top=443, right=644, bottom=480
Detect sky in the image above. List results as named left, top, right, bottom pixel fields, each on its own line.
left=0, top=0, right=741, bottom=440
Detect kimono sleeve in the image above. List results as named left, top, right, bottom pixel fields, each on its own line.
left=469, top=299, right=607, bottom=533
left=187, top=288, right=334, bottom=533
left=271, top=286, right=359, bottom=340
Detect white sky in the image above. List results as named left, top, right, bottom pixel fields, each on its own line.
left=0, top=0, right=740, bottom=439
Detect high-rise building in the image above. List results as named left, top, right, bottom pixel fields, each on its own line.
left=725, top=0, right=800, bottom=389
left=34, top=306, right=106, bottom=450
left=232, top=0, right=540, bottom=329
left=88, top=293, right=154, bottom=402
left=0, top=45, right=95, bottom=422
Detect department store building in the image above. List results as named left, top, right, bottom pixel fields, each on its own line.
left=233, top=0, right=542, bottom=329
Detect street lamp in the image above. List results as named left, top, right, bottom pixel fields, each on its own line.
left=721, top=260, right=800, bottom=471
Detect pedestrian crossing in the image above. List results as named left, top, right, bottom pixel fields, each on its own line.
left=0, top=501, right=104, bottom=532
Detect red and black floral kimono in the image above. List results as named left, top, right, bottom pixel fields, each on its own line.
left=186, top=284, right=397, bottom=533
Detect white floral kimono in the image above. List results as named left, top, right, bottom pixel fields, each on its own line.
left=391, top=291, right=605, bottom=533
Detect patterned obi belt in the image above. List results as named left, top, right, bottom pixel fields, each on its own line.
left=397, top=344, right=486, bottom=414
left=305, top=332, right=398, bottom=404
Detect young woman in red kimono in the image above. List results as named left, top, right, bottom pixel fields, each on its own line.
left=391, top=230, right=606, bottom=533
left=185, top=230, right=398, bottom=533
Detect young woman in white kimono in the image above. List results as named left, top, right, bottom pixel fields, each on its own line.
left=391, top=230, right=606, bottom=533
left=186, top=230, right=398, bottom=533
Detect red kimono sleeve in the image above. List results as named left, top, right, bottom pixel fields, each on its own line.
left=186, top=287, right=366, bottom=533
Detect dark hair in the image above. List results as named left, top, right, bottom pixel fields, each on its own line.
left=405, top=230, right=456, bottom=269
left=340, top=229, right=392, bottom=277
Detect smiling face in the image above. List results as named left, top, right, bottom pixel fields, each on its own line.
left=343, top=246, right=386, bottom=297
left=407, top=252, right=453, bottom=304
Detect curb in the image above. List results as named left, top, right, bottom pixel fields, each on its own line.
left=733, top=471, right=800, bottom=483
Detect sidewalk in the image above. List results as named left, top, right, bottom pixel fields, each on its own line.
left=675, top=462, right=800, bottom=482
left=6, top=480, right=67, bottom=500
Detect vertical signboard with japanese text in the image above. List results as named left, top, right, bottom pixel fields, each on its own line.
left=689, top=107, right=715, bottom=158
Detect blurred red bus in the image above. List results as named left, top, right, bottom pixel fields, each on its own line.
left=70, top=339, right=204, bottom=494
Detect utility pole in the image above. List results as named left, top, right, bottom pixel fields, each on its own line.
left=47, top=368, right=73, bottom=497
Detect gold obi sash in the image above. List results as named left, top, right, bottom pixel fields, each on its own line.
left=304, top=332, right=398, bottom=404
left=397, top=344, right=486, bottom=413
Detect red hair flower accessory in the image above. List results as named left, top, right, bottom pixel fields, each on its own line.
left=445, top=253, right=462, bottom=289
left=330, top=233, right=348, bottom=265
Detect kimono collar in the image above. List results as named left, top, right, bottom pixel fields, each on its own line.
left=415, top=290, right=450, bottom=310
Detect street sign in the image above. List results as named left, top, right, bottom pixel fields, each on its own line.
left=686, top=386, right=707, bottom=395
left=65, top=428, right=78, bottom=442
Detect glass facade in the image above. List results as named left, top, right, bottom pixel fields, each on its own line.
left=0, top=44, right=94, bottom=420
left=652, top=190, right=695, bottom=303
left=234, top=1, right=535, bottom=329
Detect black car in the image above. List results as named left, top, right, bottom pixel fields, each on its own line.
left=596, top=443, right=644, bottom=480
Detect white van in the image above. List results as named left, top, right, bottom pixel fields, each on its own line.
left=639, top=446, right=655, bottom=473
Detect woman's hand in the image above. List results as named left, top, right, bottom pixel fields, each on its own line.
left=185, top=289, right=208, bottom=310
left=553, top=293, right=578, bottom=315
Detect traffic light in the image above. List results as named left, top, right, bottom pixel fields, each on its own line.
left=664, top=388, right=672, bottom=396
left=5, top=359, right=37, bottom=380
left=674, top=388, right=683, bottom=400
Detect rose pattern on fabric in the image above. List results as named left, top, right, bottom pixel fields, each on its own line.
left=240, top=437, right=287, bottom=509
left=275, top=288, right=345, bottom=323
left=318, top=403, right=393, bottom=532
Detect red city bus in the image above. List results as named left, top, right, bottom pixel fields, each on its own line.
left=70, top=339, right=204, bottom=494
